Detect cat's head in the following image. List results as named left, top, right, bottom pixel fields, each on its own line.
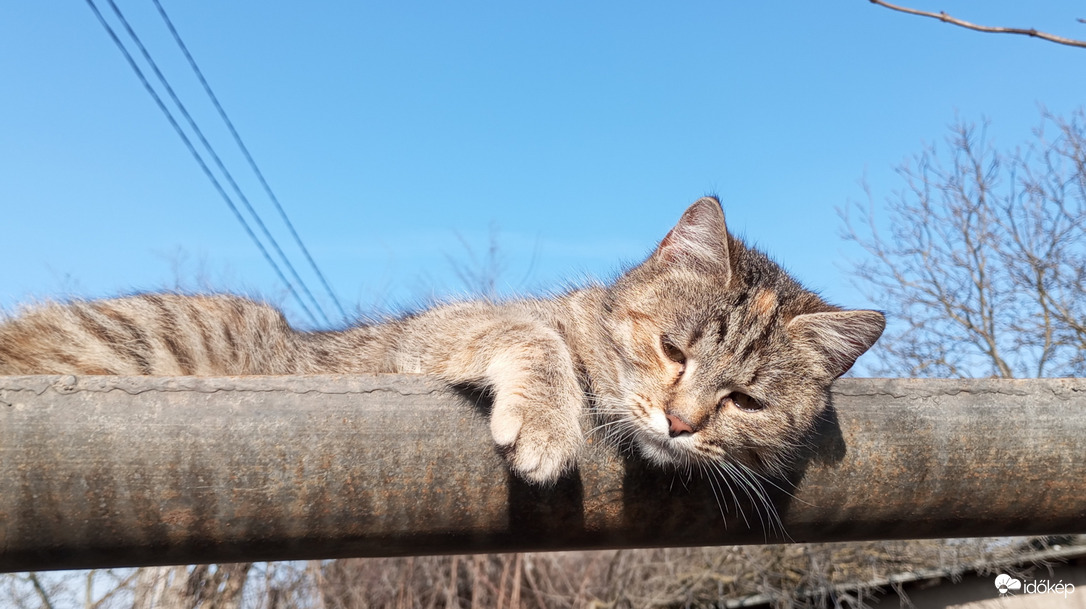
left=601, top=197, right=884, bottom=476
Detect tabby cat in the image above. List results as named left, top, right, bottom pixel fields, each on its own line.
left=0, top=197, right=883, bottom=485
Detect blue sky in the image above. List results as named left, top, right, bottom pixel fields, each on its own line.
left=2, top=1, right=1085, bottom=329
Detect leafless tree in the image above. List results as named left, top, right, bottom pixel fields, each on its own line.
left=0, top=564, right=251, bottom=609
left=130, top=564, right=252, bottom=609
left=270, top=541, right=1059, bottom=609
left=841, top=109, right=1086, bottom=378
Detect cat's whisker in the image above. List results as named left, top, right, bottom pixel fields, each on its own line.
left=727, top=460, right=790, bottom=542
left=721, top=460, right=765, bottom=532
left=707, top=460, right=749, bottom=529
left=698, top=462, right=732, bottom=527
left=741, top=464, right=806, bottom=503
left=600, top=422, right=642, bottom=455
left=722, top=459, right=779, bottom=540
left=598, top=417, right=638, bottom=437
left=586, top=417, right=632, bottom=436
left=732, top=468, right=777, bottom=539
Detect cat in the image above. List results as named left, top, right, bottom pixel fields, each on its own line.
left=0, top=197, right=884, bottom=487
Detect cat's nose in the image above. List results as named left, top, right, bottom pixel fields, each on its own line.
left=666, top=412, right=695, bottom=437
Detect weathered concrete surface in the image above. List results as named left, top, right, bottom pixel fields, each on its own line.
left=0, top=375, right=1083, bottom=571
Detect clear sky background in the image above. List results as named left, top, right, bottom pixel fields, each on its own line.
left=2, top=1, right=1085, bottom=330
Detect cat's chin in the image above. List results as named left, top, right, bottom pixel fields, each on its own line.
left=631, top=427, right=698, bottom=467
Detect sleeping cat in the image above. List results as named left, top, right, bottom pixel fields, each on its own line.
left=0, top=197, right=883, bottom=485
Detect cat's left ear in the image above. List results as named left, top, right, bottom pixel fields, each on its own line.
left=652, top=197, right=732, bottom=279
left=787, top=310, right=886, bottom=378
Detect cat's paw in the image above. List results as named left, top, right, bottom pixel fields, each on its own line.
left=490, top=394, right=583, bottom=485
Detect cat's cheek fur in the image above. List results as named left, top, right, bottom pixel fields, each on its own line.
left=647, top=407, right=671, bottom=437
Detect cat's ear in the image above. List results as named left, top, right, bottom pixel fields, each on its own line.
left=787, top=310, right=885, bottom=378
left=652, top=197, right=732, bottom=278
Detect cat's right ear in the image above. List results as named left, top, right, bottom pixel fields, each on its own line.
left=651, top=197, right=732, bottom=279
left=787, top=310, right=886, bottom=378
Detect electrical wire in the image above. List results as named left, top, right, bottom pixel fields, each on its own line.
left=151, top=0, right=349, bottom=324
left=83, top=0, right=321, bottom=327
left=101, top=0, right=332, bottom=327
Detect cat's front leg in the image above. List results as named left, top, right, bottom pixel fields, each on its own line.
left=483, top=342, right=584, bottom=483
left=398, top=307, right=585, bottom=484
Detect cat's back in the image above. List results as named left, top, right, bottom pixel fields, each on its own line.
left=0, top=293, right=300, bottom=376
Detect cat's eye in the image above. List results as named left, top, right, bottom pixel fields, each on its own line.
left=722, top=392, right=764, bottom=412
left=660, top=336, right=686, bottom=366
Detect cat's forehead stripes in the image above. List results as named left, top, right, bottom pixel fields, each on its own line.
left=734, top=315, right=779, bottom=367
left=687, top=323, right=705, bottom=346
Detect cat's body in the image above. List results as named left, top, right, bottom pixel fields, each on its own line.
left=0, top=198, right=884, bottom=485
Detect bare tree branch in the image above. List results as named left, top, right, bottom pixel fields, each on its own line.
left=869, top=0, right=1086, bottom=49
left=25, top=574, right=56, bottom=609
left=841, top=110, right=1086, bottom=378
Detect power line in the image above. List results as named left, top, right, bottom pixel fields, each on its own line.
left=100, top=0, right=332, bottom=327
left=83, top=0, right=321, bottom=327
left=151, top=0, right=349, bottom=323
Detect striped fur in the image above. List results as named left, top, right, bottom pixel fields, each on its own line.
left=0, top=197, right=883, bottom=486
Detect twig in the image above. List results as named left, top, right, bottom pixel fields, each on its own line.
left=868, top=0, right=1086, bottom=49
left=26, top=573, right=57, bottom=609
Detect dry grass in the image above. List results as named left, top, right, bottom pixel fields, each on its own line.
left=5, top=538, right=1078, bottom=608
left=239, top=537, right=1073, bottom=609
